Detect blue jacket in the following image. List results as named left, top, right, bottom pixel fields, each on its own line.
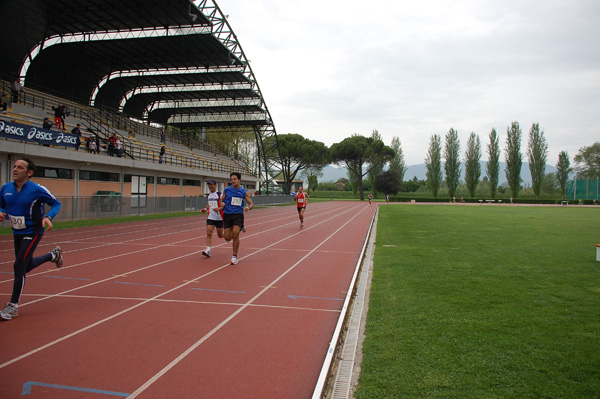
left=0, top=180, right=61, bottom=234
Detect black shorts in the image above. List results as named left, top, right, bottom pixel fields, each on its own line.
left=297, top=206, right=306, bottom=213
left=223, top=213, right=244, bottom=229
left=207, top=219, right=223, bottom=228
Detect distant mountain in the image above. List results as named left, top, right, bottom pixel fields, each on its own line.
left=321, top=162, right=560, bottom=185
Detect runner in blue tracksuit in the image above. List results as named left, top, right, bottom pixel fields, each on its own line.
left=219, top=172, right=254, bottom=265
left=0, top=158, right=63, bottom=320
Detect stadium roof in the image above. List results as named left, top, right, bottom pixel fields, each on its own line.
left=0, top=0, right=275, bottom=130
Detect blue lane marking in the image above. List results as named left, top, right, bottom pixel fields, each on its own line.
left=191, top=288, right=246, bottom=294
left=44, top=276, right=91, bottom=281
left=288, top=295, right=345, bottom=301
left=114, top=281, right=164, bottom=287
left=22, top=381, right=130, bottom=396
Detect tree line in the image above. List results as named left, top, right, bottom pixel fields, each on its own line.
left=270, top=126, right=599, bottom=200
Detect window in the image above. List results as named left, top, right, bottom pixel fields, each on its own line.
left=124, top=174, right=154, bottom=184
left=183, top=179, right=201, bottom=186
left=80, top=170, right=119, bottom=181
left=33, top=166, right=73, bottom=179
left=158, top=177, right=179, bottom=185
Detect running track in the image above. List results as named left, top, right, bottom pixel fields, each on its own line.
left=0, top=201, right=376, bottom=399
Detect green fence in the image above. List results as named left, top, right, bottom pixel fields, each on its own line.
left=566, top=179, right=600, bottom=200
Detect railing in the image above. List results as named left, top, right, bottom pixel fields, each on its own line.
left=0, top=195, right=294, bottom=224
left=1, top=79, right=256, bottom=176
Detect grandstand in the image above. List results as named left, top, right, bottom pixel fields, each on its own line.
left=0, top=0, right=281, bottom=211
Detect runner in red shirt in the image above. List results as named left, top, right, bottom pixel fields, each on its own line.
left=294, top=186, right=309, bottom=228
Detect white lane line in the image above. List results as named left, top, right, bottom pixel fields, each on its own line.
left=0, top=202, right=365, bottom=371
left=127, top=204, right=370, bottom=398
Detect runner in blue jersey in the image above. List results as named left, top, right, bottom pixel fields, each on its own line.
left=0, top=158, right=63, bottom=320
left=218, top=172, right=254, bottom=265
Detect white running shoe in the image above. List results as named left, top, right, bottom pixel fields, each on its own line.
left=202, top=249, right=211, bottom=257
left=0, top=303, right=18, bottom=320
left=50, top=246, right=63, bottom=268
left=230, top=256, right=238, bottom=265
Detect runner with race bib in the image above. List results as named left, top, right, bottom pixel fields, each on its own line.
left=0, top=158, right=63, bottom=321
left=294, top=186, right=309, bottom=228
left=219, top=172, right=254, bottom=265
left=200, top=179, right=224, bottom=258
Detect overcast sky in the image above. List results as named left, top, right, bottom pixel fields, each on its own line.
left=215, top=0, right=600, bottom=166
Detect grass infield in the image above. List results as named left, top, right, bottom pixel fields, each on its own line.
left=356, top=204, right=599, bottom=399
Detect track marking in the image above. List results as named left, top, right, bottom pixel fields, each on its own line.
left=21, top=381, right=129, bottom=397
left=114, top=281, right=165, bottom=288
left=288, top=295, right=344, bottom=301
left=127, top=203, right=370, bottom=398
left=0, top=203, right=365, bottom=371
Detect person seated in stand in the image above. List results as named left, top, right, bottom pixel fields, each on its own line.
left=71, top=124, right=82, bottom=151
left=42, top=117, right=53, bottom=130
left=0, top=97, right=8, bottom=113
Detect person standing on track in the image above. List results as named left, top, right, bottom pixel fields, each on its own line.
left=201, top=179, right=224, bottom=258
left=294, top=186, right=309, bottom=228
left=0, top=158, right=63, bottom=321
left=218, top=172, right=254, bottom=265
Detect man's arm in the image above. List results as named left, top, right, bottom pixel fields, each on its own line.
left=245, top=192, right=254, bottom=211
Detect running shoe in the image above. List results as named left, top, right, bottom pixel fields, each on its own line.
left=51, top=246, right=63, bottom=268
left=241, top=226, right=246, bottom=233
left=300, top=222, right=304, bottom=228
left=230, top=256, right=238, bottom=265
left=0, top=303, right=18, bottom=320
left=202, top=249, right=211, bottom=258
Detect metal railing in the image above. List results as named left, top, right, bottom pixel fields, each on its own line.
left=0, top=195, right=294, bottom=225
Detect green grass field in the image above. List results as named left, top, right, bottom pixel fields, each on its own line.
left=356, top=204, right=600, bottom=399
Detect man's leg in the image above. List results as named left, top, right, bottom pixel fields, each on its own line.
left=11, top=235, right=50, bottom=304
left=206, top=224, right=215, bottom=247
left=231, top=226, right=241, bottom=256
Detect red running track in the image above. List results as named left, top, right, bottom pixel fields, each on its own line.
left=0, top=201, right=376, bottom=399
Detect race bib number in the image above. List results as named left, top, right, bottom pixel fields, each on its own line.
left=231, top=197, right=243, bottom=207
left=9, top=215, right=26, bottom=230
left=297, top=197, right=304, bottom=203
left=208, top=200, right=218, bottom=209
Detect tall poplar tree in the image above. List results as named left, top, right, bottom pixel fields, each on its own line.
left=425, top=134, right=443, bottom=198
left=486, top=128, right=501, bottom=198
left=505, top=121, right=523, bottom=199
left=527, top=123, right=549, bottom=198
left=389, top=136, right=408, bottom=182
left=367, top=130, right=385, bottom=195
left=464, top=132, right=481, bottom=198
left=444, top=128, right=461, bottom=198
left=556, top=151, right=571, bottom=198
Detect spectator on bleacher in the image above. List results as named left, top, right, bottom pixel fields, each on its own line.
left=42, top=117, right=53, bottom=130
left=159, top=145, right=166, bottom=164
left=0, top=97, right=7, bottom=113
left=52, top=105, right=67, bottom=130
left=107, top=132, right=117, bottom=156
left=116, top=136, right=122, bottom=158
left=88, top=136, right=97, bottom=153
left=160, top=127, right=166, bottom=144
left=11, top=79, right=24, bottom=104
left=71, top=124, right=82, bottom=151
